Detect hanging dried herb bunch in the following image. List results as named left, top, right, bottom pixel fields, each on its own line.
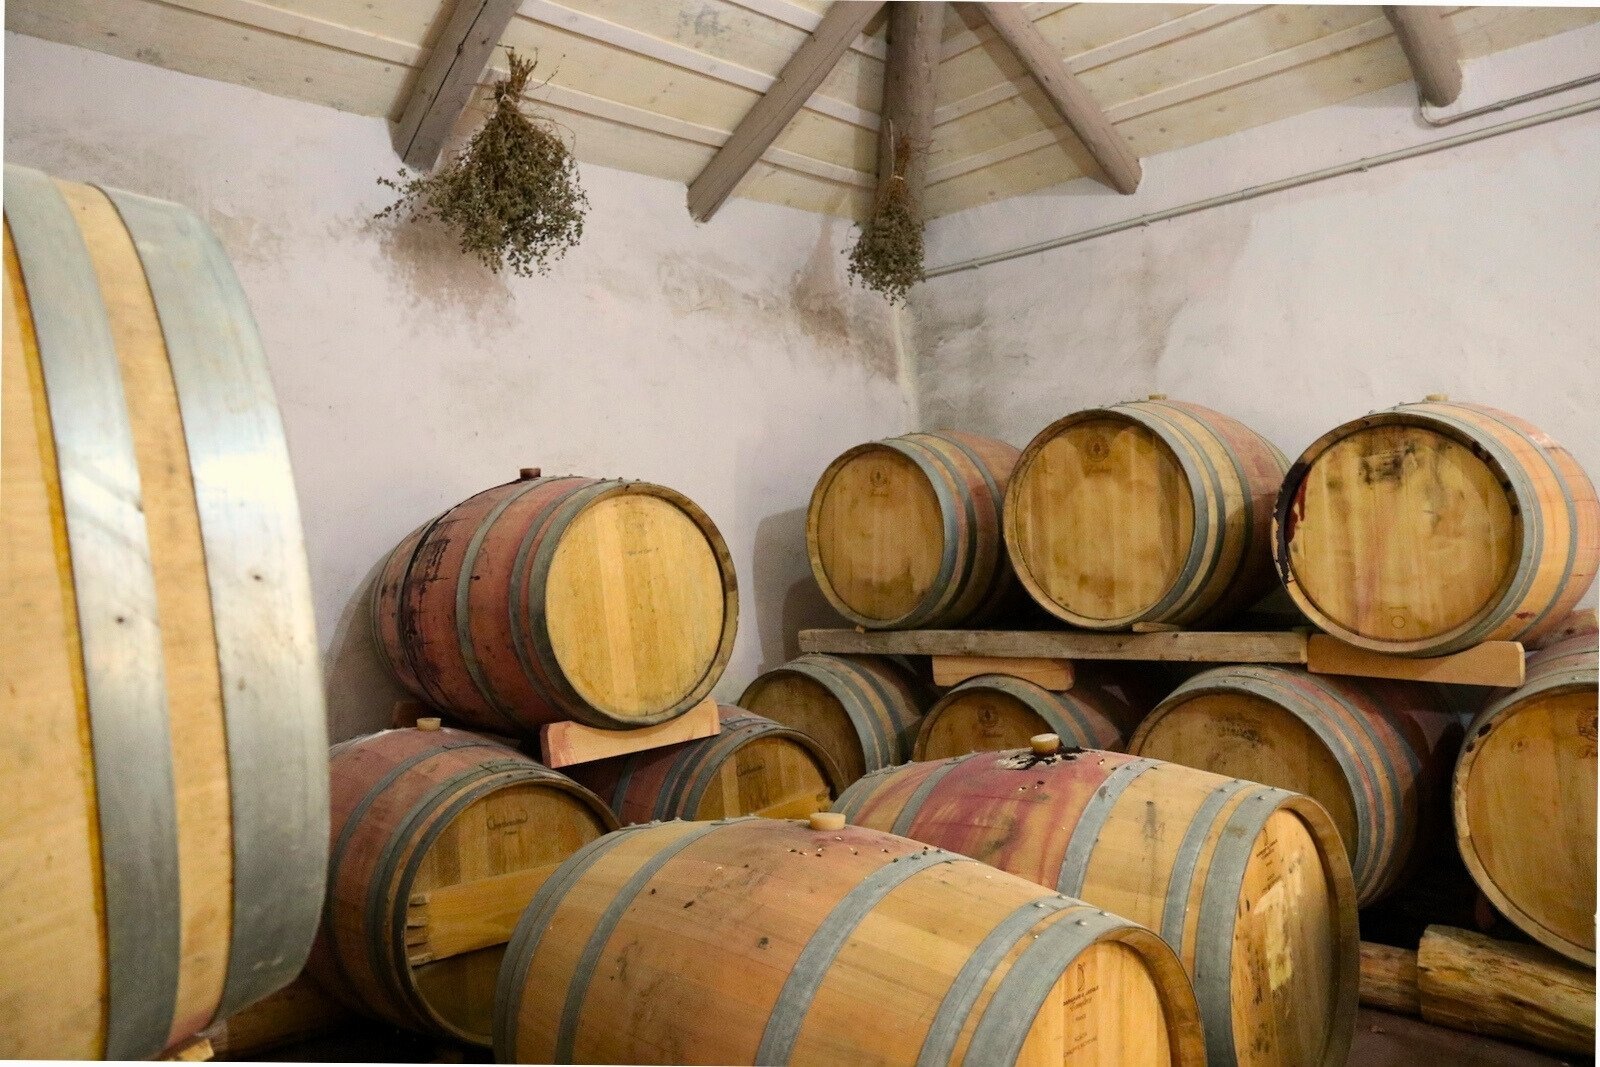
left=847, top=134, right=925, bottom=304
left=378, top=50, right=587, bottom=276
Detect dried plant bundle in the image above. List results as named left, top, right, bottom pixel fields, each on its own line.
left=847, top=135, right=926, bottom=304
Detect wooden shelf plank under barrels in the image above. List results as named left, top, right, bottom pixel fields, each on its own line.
left=539, top=696, right=722, bottom=769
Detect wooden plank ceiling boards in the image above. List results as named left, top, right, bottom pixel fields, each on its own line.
left=9, top=1, right=1595, bottom=220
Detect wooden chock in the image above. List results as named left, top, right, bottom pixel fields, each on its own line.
left=808, top=811, right=846, bottom=832
left=1030, top=733, right=1062, bottom=757
left=519, top=466, right=542, bottom=480
left=416, top=717, right=442, bottom=732
left=1424, top=393, right=1450, bottom=402
left=1147, top=393, right=1168, bottom=400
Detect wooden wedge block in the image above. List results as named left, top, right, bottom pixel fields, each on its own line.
left=160, top=1036, right=213, bottom=1061
left=540, top=696, right=720, bottom=768
left=1307, top=635, right=1525, bottom=687
left=931, top=655, right=1074, bottom=690
left=407, top=864, right=560, bottom=965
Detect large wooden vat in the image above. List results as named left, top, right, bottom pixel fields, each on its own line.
left=915, top=673, right=1144, bottom=759
left=738, top=653, right=925, bottom=784
left=1275, top=399, right=1599, bottom=655
left=1455, top=634, right=1597, bottom=965
left=373, top=473, right=739, bottom=732
left=494, top=815, right=1206, bottom=1065
left=1129, top=666, right=1459, bottom=905
left=308, top=725, right=616, bottom=1045
left=836, top=746, right=1360, bottom=1066
left=1005, top=398, right=1287, bottom=629
left=807, top=430, right=1021, bottom=629
left=0, top=166, right=327, bottom=1059
left=569, top=706, right=843, bottom=824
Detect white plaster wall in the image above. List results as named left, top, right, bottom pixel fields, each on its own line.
left=5, top=32, right=914, bottom=738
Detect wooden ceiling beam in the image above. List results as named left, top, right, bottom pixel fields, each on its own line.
left=971, top=1, right=1142, bottom=194
left=1383, top=6, right=1463, bottom=107
left=393, top=0, right=522, bottom=169
left=878, top=2, right=944, bottom=208
left=687, top=0, right=886, bottom=222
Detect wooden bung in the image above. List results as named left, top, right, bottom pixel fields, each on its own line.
left=916, top=671, right=1148, bottom=760
left=2, top=166, right=326, bottom=1059
left=834, top=749, right=1360, bottom=1066
left=494, top=818, right=1206, bottom=1064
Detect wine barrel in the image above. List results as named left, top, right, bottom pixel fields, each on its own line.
left=494, top=815, right=1206, bottom=1065
left=373, top=473, right=739, bottom=732
left=1455, top=634, right=1597, bottom=965
left=1006, top=397, right=1287, bottom=629
left=836, top=746, right=1359, bottom=1066
left=807, top=430, right=1021, bottom=629
left=1129, top=666, right=1460, bottom=905
left=738, top=653, right=925, bottom=784
left=0, top=166, right=326, bottom=1059
left=307, top=724, right=616, bottom=1045
left=915, top=673, right=1144, bottom=759
left=1275, top=399, right=1599, bottom=656
left=568, top=706, right=844, bottom=823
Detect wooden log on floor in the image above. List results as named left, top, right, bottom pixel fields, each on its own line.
left=800, top=627, right=1309, bottom=663
left=1307, top=635, right=1525, bottom=687
left=1360, top=942, right=1422, bottom=1015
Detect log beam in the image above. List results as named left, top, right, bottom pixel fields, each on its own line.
left=877, top=2, right=944, bottom=207
left=688, top=1, right=886, bottom=221
left=1383, top=6, right=1463, bottom=107
left=393, top=0, right=523, bottom=169
left=972, top=2, right=1141, bottom=193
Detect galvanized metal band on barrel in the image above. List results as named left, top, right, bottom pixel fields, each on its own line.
left=370, top=516, right=441, bottom=693
left=832, top=764, right=901, bottom=824
left=1056, top=758, right=1158, bottom=897
left=890, top=753, right=986, bottom=837
left=5, top=164, right=181, bottom=1061
left=934, top=432, right=1010, bottom=619
left=663, top=719, right=758, bottom=818
left=950, top=675, right=1100, bottom=747
left=757, top=847, right=963, bottom=1064
left=1130, top=402, right=1231, bottom=623
left=106, top=184, right=330, bottom=1021
left=888, top=436, right=967, bottom=628
left=782, top=657, right=891, bottom=772
left=1160, top=778, right=1253, bottom=946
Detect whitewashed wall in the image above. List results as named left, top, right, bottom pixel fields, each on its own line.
left=4, top=33, right=915, bottom=738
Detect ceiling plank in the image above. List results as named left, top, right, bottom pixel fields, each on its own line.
left=724, top=0, right=889, bottom=60
left=393, top=0, right=522, bottom=169
left=971, top=1, right=1141, bottom=194
left=687, top=0, right=885, bottom=221
left=879, top=2, right=944, bottom=206
left=1384, top=5, right=1464, bottom=106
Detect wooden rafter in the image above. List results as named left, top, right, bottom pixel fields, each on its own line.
left=686, top=0, right=885, bottom=222
left=877, top=2, right=943, bottom=206
left=393, top=0, right=522, bottom=169
left=1384, top=6, right=1464, bottom=107
left=972, top=2, right=1142, bottom=194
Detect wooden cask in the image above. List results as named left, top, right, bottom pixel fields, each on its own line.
left=807, top=430, right=1020, bottom=629
left=568, top=706, right=844, bottom=823
left=308, top=725, right=616, bottom=1046
left=1275, top=399, right=1599, bottom=655
left=915, top=673, right=1144, bottom=759
left=1454, top=634, right=1597, bottom=964
left=836, top=747, right=1360, bottom=1066
left=738, top=653, right=925, bottom=784
left=373, top=473, right=739, bottom=732
left=1006, top=398, right=1287, bottom=629
left=1129, top=666, right=1460, bottom=905
left=0, top=166, right=327, bottom=1059
left=494, top=815, right=1206, bottom=1065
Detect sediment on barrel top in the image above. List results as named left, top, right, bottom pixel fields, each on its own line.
left=1275, top=399, right=1600, bottom=656
left=307, top=725, right=616, bottom=1046
left=372, top=474, right=739, bottom=733
left=835, top=747, right=1359, bottom=1067
left=915, top=672, right=1147, bottom=759
left=1454, top=633, right=1597, bottom=965
left=807, top=430, right=1021, bottom=629
left=1129, top=664, right=1460, bottom=905
left=1, top=166, right=327, bottom=1060
left=738, top=653, right=926, bottom=785
left=494, top=816, right=1207, bottom=1065
left=567, top=705, right=844, bottom=823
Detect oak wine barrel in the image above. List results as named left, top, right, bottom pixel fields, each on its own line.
left=915, top=673, right=1144, bottom=759
left=738, top=653, right=925, bottom=785
left=1129, top=666, right=1460, bottom=905
left=307, top=725, right=616, bottom=1045
left=568, top=706, right=844, bottom=823
left=836, top=746, right=1360, bottom=1066
left=0, top=166, right=327, bottom=1059
left=1005, top=398, right=1287, bottom=629
left=494, top=816, right=1206, bottom=1065
left=1455, top=634, right=1597, bottom=965
left=1275, top=399, right=1599, bottom=655
left=373, top=473, right=739, bottom=732
left=807, top=430, right=1021, bottom=629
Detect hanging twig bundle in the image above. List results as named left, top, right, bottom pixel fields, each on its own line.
left=847, top=134, right=925, bottom=304
left=378, top=50, right=588, bottom=276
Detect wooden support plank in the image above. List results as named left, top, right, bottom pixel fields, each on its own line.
left=406, top=864, right=559, bottom=964
left=540, top=695, right=721, bottom=768
left=970, top=1, right=1142, bottom=193
left=686, top=0, right=886, bottom=221
left=877, top=2, right=944, bottom=205
left=393, top=0, right=522, bottom=170
left=800, top=628, right=1309, bottom=663
left=1360, top=941, right=1422, bottom=1016
left=1307, top=635, right=1524, bottom=688
left=931, top=655, right=1074, bottom=690
left=203, top=974, right=350, bottom=1058
left=1384, top=5, right=1463, bottom=107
